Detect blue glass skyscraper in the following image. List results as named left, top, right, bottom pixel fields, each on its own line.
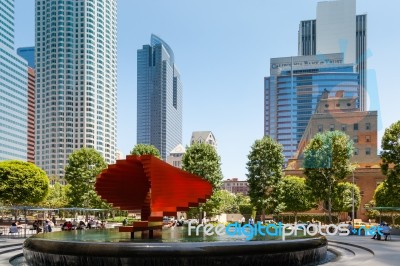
left=0, top=0, right=28, bottom=161
left=137, top=34, right=182, bottom=160
left=264, top=53, right=359, bottom=161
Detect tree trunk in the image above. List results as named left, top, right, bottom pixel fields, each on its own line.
left=327, top=184, right=332, bottom=223
left=261, top=208, right=265, bottom=223
left=294, top=212, right=297, bottom=223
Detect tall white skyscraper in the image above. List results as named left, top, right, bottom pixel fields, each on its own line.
left=0, top=0, right=28, bottom=161
left=35, top=0, right=118, bottom=177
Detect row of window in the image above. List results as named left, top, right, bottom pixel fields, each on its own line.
left=318, top=122, right=372, bottom=132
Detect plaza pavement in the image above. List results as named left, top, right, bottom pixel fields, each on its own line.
left=325, top=234, right=400, bottom=266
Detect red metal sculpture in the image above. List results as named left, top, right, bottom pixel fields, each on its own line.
left=95, top=155, right=212, bottom=237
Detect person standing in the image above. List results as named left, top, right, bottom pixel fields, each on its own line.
left=241, top=216, right=246, bottom=226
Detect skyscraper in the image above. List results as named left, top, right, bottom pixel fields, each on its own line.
left=298, top=0, right=367, bottom=110
left=35, top=0, right=118, bottom=177
left=264, top=53, right=359, bottom=161
left=0, top=0, right=28, bottom=161
left=137, top=34, right=182, bottom=160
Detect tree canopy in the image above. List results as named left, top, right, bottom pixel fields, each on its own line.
left=331, top=182, right=361, bottom=214
left=39, top=182, right=70, bottom=208
left=276, top=175, right=314, bottom=222
left=303, top=130, right=354, bottom=223
left=130, top=144, right=160, bottom=158
left=202, top=190, right=238, bottom=217
left=182, top=142, right=223, bottom=190
left=0, top=160, right=49, bottom=205
left=374, top=181, right=400, bottom=224
left=64, top=148, right=108, bottom=208
left=380, top=120, right=400, bottom=207
left=246, top=136, right=284, bottom=218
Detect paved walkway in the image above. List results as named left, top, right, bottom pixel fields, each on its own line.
left=325, top=234, right=400, bottom=266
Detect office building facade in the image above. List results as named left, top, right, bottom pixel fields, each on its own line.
left=137, top=34, right=182, bottom=160
left=264, top=53, right=359, bottom=161
left=0, top=0, right=28, bottom=161
left=35, top=0, right=118, bottom=177
left=288, top=91, right=379, bottom=169
left=298, top=0, right=367, bottom=111
left=222, top=178, right=249, bottom=196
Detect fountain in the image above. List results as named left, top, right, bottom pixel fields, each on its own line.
left=22, top=156, right=327, bottom=266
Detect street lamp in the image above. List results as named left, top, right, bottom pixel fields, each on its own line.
left=351, top=170, right=355, bottom=225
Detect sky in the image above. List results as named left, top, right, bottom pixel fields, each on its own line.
left=13, top=0, right=400, bottom=180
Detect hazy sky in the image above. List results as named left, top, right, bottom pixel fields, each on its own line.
left=13, top=0, right=400, bottom=180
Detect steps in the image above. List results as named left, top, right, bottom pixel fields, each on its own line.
left=0, top=242, right=24, bottom=265
left=325, top=240, right=375, bottom=265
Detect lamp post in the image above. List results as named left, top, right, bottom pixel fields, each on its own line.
left=351, top=171, right=355, bottom=225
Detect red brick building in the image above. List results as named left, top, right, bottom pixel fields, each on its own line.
left=27, top=67, right=35, bottom=163
left=222, top=178, right=249, bottom=195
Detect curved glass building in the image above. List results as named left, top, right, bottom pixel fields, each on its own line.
left=264, top=53, right=359, bottom=162
left=0, top=0, right=28, bottom=161
left=137, top=34, right=182, bottom=159
left=35, top=0, right=117, bottom=177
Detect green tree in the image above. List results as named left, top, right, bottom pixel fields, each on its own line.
left=130, top=144, right=160, bottom=158
left=0, top=160, right=49, bottom=205
left=374, top=182, right=400, bottom=224
left=303, top=131, right=354, bottom=223
left=277, top=175, right=314, bottom=223
left=202, top=190, right=237, bottom=216
left=246, top=136, right=284, bottom=221
left=40, top=182, right=70, bottom=208
left=182, top=143, right=223, bottom=190
left=331, top=182, right=361, bottom=221
left=380, top=120, right=400, bottom=212
left=64, top=148, right=108, bottom=208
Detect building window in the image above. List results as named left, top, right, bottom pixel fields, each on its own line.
left=354, top=148, right=359, bottom=156
left=366, top=135, right=371, bottom=143
left=353, top=136, right=358, bottom=143
left=330, top=124, right=335, bottom=131
left=318, top=125, right=323, bottom=132
left=341, top=124, right=347, bottom=131
left=366, top=148, right=371, bottom=155
left=366, top=122, right=371, bottom=130
left=354, top=123, right=359, bottom=130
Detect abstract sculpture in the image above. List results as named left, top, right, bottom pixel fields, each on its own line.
left=95, top=155, right=212, bottom=238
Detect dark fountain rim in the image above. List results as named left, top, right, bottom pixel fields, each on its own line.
left=23, top=235, right=327, bottom=257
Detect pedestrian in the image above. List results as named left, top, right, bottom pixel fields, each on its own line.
left=241, top=216, right=245, bottom=226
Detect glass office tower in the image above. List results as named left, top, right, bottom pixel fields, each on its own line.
left=0, top=0, right=28, bottom=161
left=35, top=0, right=117, bottom=177
left=264, top=53, right=359, bottom=161
left=137, top=34, right=182, bottom=160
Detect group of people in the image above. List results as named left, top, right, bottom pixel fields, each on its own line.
left=238, top=216, right=255, bottom=226
left=371, top=222, right=391, bottom=241
left=32, top=219, right=53, bottom=233
left=61, top=219, right=106, bottom=231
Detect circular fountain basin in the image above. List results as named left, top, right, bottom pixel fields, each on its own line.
left=23, top=227, right=327, bottom=266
